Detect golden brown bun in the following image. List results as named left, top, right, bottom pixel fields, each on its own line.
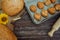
left=0, top=24, right=17, bottom=40
left=34, top=13, right=41, bottom=21
left=41, top=10, right=48, bottom=17
left=54, top=4, right=60, bottom=11
left=30, top=5, right=37, bottom=12
left=48, top=7, right=55, bottom=15
left=1, top=0, right=24, bottom=16
left=37, top=2, right=44, bottom=9
left=50, top=0, right=56, bottom=3
left=44, top=0, right=51, bottom=6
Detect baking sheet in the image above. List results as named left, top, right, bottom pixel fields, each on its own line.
left=24, top=0, right=60, bottom=24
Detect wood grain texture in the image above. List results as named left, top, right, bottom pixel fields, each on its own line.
left=13, top=8, right=60, bottom=40
left=0, top=0, right=2, bottom=9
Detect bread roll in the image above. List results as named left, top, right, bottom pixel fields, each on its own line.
left=44, top=0, right=51, bottom=6
left=34, top=13, right=41, bottom=21
left=37, top=2, right=44, bottom=9
left=1, top=0, right=24, bottom=16
left=48, top=7, right=56, bottom=14
left=0, top=24, right=17, bottom=40
left=50, top=0, right=56, bottom=3
left=30, top=5, right=37, bottom=12
left=41, top=10, right=48, bottom=17
left=54, top=4, right=60, bottom=11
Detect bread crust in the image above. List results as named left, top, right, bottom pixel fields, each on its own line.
left=1, top=0, right=24, bottom=16
left=0, top=24, right=17, bottom=40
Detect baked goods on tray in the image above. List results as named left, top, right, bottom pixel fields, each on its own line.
left=54, top=4, right=60, bottom=11
left=48, top=7, right=56, bottom=15
left=30, top=5, right=37, bottom=12
left=29, top=0, right=59, bottom=20
left=50, top=0, right=56, bottom=3
left=34, top=12, right=41, bottom=21
left=0, top=24, right=17, bottom=40
left=41, top=10, right=48, bottom=17
left=37, top=2, right=44, bottom=9
left=1, top=0, right=24, bottom=16
left=25, top=0, right=60, bottom=24
left=44, top=0, right=51, bottom=6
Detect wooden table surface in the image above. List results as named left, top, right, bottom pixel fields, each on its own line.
left=13, top=8, right=60, bottom=40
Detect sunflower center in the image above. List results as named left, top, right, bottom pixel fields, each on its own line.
left=1, top=17, right=7, bottom=22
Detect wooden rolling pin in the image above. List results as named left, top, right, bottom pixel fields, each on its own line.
left=48, top=17, right=60, bottom=37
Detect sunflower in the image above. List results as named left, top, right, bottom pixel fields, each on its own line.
left=0, top=13, right=8, bottom=25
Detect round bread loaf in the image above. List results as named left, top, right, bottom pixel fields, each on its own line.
left=1, top=0, right=24, bottom=16
left=0, top=24, right=17, bottom=40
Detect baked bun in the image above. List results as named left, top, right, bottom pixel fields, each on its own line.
left=44, top=0, right=51, bottom=6
left=1, top=0, right=24, bottom=16
left=50, top=0, right=56, bottom=3
left=0, top=24, right=17, bottom=40
left=34, top=13, right=41, bottom=21
left=54, top=4, right=60, bottom=11
left=41, top=10, right=48, bottom=17
left=30, top=5, right=37, bottom=12
left=48, top=7, right=55, bottom=14
left=37, top=2, right=44, bottom=9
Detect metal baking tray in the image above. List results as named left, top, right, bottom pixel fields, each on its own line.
left=24, top=0, right=60, bottom=24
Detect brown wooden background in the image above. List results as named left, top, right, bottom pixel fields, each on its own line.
left=13, top=8, right=60, bottom=40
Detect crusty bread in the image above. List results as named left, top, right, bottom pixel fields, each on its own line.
left=1, top=0, right=24, bottom=16
left=0, top=24, right=17, bottom=40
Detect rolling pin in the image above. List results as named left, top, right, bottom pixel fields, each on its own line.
left=48, top=17, right=60, bottom=37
